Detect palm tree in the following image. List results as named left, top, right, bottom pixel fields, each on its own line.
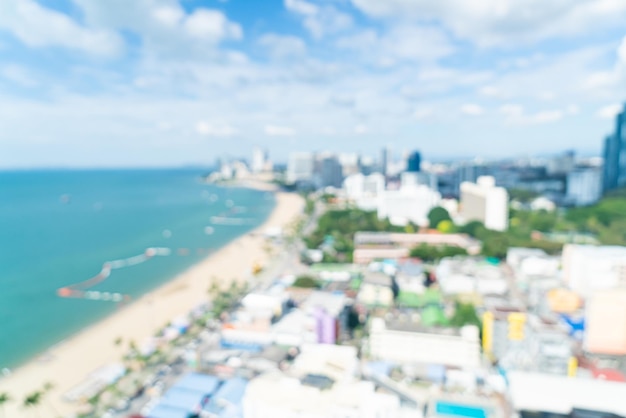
left=0, top=392, right=11, bottom=417
left=41, top=382, right=59, bottom=416
left=23, top=391, right=42, bottom=417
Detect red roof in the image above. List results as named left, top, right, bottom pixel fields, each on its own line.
left=592, top=368, right=626, bottom=382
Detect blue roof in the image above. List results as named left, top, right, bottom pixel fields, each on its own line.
left=147, top=403, right=190, bottom=418
left=203, top=378, right=248, bottom=417
left=435, top=401, right=487, bottom=418
left=174, top=372, right=221, bottom=395
left=160, top=387, right=206, bottom=411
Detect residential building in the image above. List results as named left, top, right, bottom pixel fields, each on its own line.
left=567, top=168, right=602, bottom=206
left=562, top=244, right=626, bottom=297
left=377, top=184, right=441, bottom=227
left=287, top=152, right=315, bottom=184
left=352, top=232, right=481, bottom=264
left=252, top=147, right=266, bottom=173
left=368, top=318, right=481, bottom=368
left=602, top=103, right=626, bottom=193
left=508, top=371, right=626, bottom=417
left=319, top=154, right=343, bottom=188
left=459, top=176, right=509, bottom=231
left=400, top=172, right=438, bottom=191
left=585, top=289, right=626, bottom=355
left=546, top=150, right=575, bottom=176
left=343, top=173, right=385, bottom=210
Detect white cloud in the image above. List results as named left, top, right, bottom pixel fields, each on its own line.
left=285, top=0, right=318, bottom=16
left=414, top=108, right=433, bottom=120
left=265, top=125, right=295, bottom=136
left=461, top=104, right=484, bottom=116
left=195, top=121, right=238, bottom=137
left=596, top=104, right=623, bottom=119
left=71, top=1, right=243, bottom=59
left=350, top=0, right=626, bottom=46
left=501, top=105, right=565, bottom=125
left=284, top=0, right=352, bottom=39
left=1, top=64, right=38, bottom=87
left=337, top=26, right=453, bottom=64
left=532, top=110, right=563, bottom=123
left=585, top=36, right=626, bottom=95
left=258, top=34, right=306, bottom=58
left=566, top=104, right=580, bottom=115
left=184, top=9, right=242, bottom=41
left=479, top=85, right=501, bottom=97
left=0, top=0, right=123, bottom=56
left=499, top=104, right=524, bottom=118
left=354, top=124, right=368, bottom=134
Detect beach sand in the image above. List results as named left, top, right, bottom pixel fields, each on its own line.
left=0, top=191, right=304, bottom=417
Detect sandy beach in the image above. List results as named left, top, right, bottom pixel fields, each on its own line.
left=0, top=190, right=304, bottom=417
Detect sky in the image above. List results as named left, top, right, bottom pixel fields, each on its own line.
left=1, top=0, right=626, bottom=168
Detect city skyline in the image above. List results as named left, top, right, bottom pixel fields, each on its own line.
left=1, top=0, right=626, bottom=168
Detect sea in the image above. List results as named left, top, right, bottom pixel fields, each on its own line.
left=0, top=169, right=275, bottom=369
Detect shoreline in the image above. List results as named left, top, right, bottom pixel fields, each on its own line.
left=0, top=189, right=304, bottom=417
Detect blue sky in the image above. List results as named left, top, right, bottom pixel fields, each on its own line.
left=0, top=0, right=625, bottom=167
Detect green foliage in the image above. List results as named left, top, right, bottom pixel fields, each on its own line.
left=304, top=198, right=315, bottom=215
left=421, top=305, right=449, bottom=327
left=292, top=275, right=321, bottom=289
left=449, top=302, right=482, bottom=329
left=304, top=208, right=403, bottom=261
left=427, top=207, right=452, bottom=229
left=409, top=244, right=468, bottom=261
left=508, top=188, right=540, bottom=203
left=437, top=220, right=455, bottom=233
left=565, top=194, right=626, bottom=244
left=458, top=220, right=484, bottom=237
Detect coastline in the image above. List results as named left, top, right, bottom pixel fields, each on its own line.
left=0, top=189, right=304, bottom=417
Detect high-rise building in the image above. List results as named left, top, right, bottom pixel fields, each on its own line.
left=251, top=147, right=266, bottom=173
left=460, top=176, right=509, bottom=231
left=602, top=104, right=626, bottom=193
left=319, top=154, right=343, bottom=188
left=380, top=147, right=388, bottom=177
left=287, top=152, right=315, bottom=184
left=566, top=168, right=602, bottom=206
left=406, top=151, right=421, bottom=172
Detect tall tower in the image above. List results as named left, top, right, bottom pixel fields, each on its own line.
left=380, top=147, right=388, bottom=178
left=406, top=151, right=421, bottom=172
left=602, top=104, right=626, bottom=193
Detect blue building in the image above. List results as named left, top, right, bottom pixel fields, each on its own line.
left=602, top=104, right=626, bottom=193
left=407, top=151, right=422, bottom=172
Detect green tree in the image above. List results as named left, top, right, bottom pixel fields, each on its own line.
left=449, top=302, right=482, bottom=329
left=22, top=391, right=41, bottom=418
left=437, top=220, right=455, bottom=233
left=508, top=188, right=540, bottom=203
left=292, top=275, right=321, bottom=289
left=427, top=207, right=452, bottom=229
left=458, top=221, right=484, bottom=238
left=0, top=392, right=11, bottom=417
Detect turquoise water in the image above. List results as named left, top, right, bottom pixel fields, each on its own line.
left=0, top=169, right=275, bottom=369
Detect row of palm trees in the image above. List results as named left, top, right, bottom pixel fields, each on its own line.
left=0, top=381, right=56, bottom=417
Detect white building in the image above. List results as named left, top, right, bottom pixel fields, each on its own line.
left=377, top=184, right=441, bottom=227
left=343, top=173, right=385, bottom=210
left=368, top=318, right=481, bottom=368
left=287, top=152, right=315, bottom=184
left=508, top=371, right=626, bottom=417
left=460, top=176, right=509, bottom=231
left=243, top=372, right=401, bottom=418
left=252, top=147, right=267, bottom=173
left=562, top=244, right=626, bottom=297
left=567, top=168, right=602, bottom=206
